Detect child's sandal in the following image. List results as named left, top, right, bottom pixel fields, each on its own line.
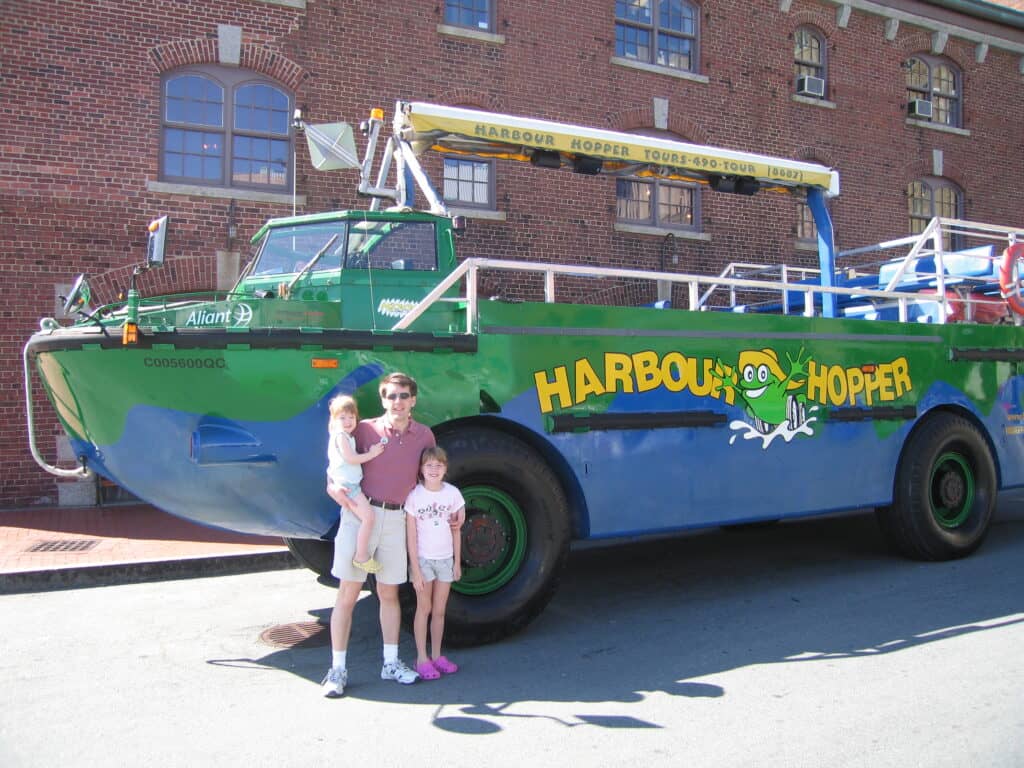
left=431, top=656, right=458, bottom=675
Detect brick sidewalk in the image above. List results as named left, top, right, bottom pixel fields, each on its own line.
left=0, top=503, right=295, bottom=591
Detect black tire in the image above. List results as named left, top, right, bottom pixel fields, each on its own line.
left=876, top=412, right=996, bottom=561
left=284, top=537, right=334, bottom=577
left=422, top=426, right=571, bottom=646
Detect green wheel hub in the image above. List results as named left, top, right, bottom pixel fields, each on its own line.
left=454, top=486, right=528, bottom=596
left=929, top=451, right=975, bottom=529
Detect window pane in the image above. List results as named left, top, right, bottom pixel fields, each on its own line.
left=794, top=29, right=821, bottom=65
left=906, top=58, right=929, bottom=91
left=616, top=24, right=651, bottom=61
left=657, top=184, right=693, bottom=226
left=233, top=137, right=288, bottom=186
left=657, top=32, right=691, bottom=70
left=236, top=84, right=290, bottom=135
left=445, top=0, right=491, bottom=30
left=442, top=158, right=491, bottom=207
left=797, top=203, right=817, bottom=241
left=934, top=186, right=957, bottom=218
left=165, top=75, right=223, bottom=127
left=163, top=128, right=222, bottom=181
left=615, top=0, right=651, bottom=24
left=933, top=65, right=956, bottom=96
left=659, top=0, right=694, bottom=35
left=616, top=179, right=653, bottom=222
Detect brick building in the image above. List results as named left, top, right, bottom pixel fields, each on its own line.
left=3, top=0, right=1023, bottom=508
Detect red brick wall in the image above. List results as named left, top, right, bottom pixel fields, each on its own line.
left=3, top=0, right=1022, bottom=507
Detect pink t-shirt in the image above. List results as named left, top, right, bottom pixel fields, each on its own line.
left=354, top=417, right=435, bottom=505
left=405, top=482, right=465, bottom=559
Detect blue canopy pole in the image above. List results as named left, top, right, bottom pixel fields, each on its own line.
left=807, top=187, right=836, bottom=319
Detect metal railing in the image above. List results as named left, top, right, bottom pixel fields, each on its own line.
left=395, top=218, right=1023, bottom=333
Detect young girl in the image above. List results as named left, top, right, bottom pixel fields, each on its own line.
left=405, top=446, right=464, bottom=680
left=327, top=394, right=384, bottom=573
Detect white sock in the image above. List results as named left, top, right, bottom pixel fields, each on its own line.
left=383, top=644, right=398, bottom=664
left=332, top=650, right=346, bottom=670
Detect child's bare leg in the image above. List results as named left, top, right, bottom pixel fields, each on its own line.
left=414, top=580, right=434, bottom=666
left=429, top=581, right=451, bottom=660
left=349, top=493, right=376, bottom=564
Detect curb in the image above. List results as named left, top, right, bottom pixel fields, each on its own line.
left=0, top=550, right=300, bottom=595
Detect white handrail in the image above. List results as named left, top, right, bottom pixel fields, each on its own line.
left=23, top=336, right=92, bottom=479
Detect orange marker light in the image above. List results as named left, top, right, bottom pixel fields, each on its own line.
left=370, top=108, right=384, bottom=121
left=311, top=358, right=339, bottom=369
left=122, top=322, right=139, bottom=345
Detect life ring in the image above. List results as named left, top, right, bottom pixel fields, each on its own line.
left=998, top=243, right=1024, bottom=315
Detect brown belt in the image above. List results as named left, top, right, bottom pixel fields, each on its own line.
left=367, top=497, right=404, bottom=511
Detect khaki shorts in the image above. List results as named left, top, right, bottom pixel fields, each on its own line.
left=331, top=506, right=408, bottom=585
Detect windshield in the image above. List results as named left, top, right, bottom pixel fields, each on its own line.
left=345, top=221, right=437, bottom=271
left=251, top=222, right=348, bottom=277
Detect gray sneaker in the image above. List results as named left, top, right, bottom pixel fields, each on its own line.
left=380, top=659, right=419, bottom=684
left=321, top=666, right=347, bottom=698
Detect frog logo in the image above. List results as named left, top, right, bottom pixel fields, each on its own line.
left=717, top=347, right=818, bottom=448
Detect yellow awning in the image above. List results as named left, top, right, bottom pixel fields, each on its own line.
left=397, top=101, right=839, bottom=196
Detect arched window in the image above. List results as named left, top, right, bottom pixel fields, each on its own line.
left=908, top=178, right=963, bottom=249
left=793, top=26, right=826, bottom=99
left=615, top=0, right=699, bottom=73
left=161, top=66, right=293, bottom=190
left=905, top=55, right=961, bottom=127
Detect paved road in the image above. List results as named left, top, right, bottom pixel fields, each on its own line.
left=2, top=502, right=1023, bottom=768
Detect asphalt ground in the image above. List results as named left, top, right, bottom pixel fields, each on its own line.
left=0, top=503, right=297, bottom=594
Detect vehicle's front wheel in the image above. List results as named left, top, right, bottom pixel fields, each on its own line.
left=433, top=426, right=571, bottom=646
left=876, top=412, right=996, bottom=560
left=284, top=537, right=335, bottom=580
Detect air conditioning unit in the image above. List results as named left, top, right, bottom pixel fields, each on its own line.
left=908, top=99, right=933, bottom=119
left=796, top=75, right=825, bottom=98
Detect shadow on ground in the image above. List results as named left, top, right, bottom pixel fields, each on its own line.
left=207, top=503, right=1024, bottom=733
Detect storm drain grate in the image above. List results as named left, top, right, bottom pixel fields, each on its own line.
left=26, top=539, right=99, bottom=553
left=259, top=621, right=329, bottom=649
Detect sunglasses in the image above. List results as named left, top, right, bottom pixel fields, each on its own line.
left=383, top=392, right=412, bottom=401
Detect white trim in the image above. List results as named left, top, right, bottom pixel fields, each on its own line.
left=147, top=180, right=305, bottom=205
left=837, top=4, right=852, bottom=28
left=904, top=119, right=971, bottom=137
left=820, top=0, right=1024, bottom=55
left=437, top=24, right=505, bottom=45
left=792, top=94, right=837, bottom=109
left=447, top=206, right=507, bottom=221
left=610, top=56, right=710, bottom=84
left=247, top=0, right=305, bottom=7
left=614, top=222, right=711, bottom=241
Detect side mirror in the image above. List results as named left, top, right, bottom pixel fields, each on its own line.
left=62, top=274, right=92, bottom=316
left=451, top=215, right=467, bottom=237
left=146, top=216, right=168, bottom=267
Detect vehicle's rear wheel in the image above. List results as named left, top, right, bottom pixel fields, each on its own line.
left=424, top=426, right=571, bottom=646
left=876, top=412, right=996, bottom=560
left=284, top=537, right=335, bottom=579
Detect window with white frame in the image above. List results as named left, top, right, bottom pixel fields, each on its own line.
left=442, top=157, right=495, bottom=209
left=161, top=66, right=293, bottom=190
left=905, top=55, right=961, bottom=127
left=793, top=26, right=826, bottom=98
left=444, top=0, right=494, bottom=32
left=615, top=0, right=699, bottom=73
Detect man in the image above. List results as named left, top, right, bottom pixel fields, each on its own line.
left=321, top=372, right=452, bottom=696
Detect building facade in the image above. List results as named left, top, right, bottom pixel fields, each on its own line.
left=3, top=0, right=1023, bottom=508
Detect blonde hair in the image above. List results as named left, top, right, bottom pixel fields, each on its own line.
left=328, top=394, right=359, bottom=424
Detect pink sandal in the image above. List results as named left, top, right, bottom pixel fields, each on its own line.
left=431, top=656, right=458, bottom=675
left=415, top=661, right=440, bottom=680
